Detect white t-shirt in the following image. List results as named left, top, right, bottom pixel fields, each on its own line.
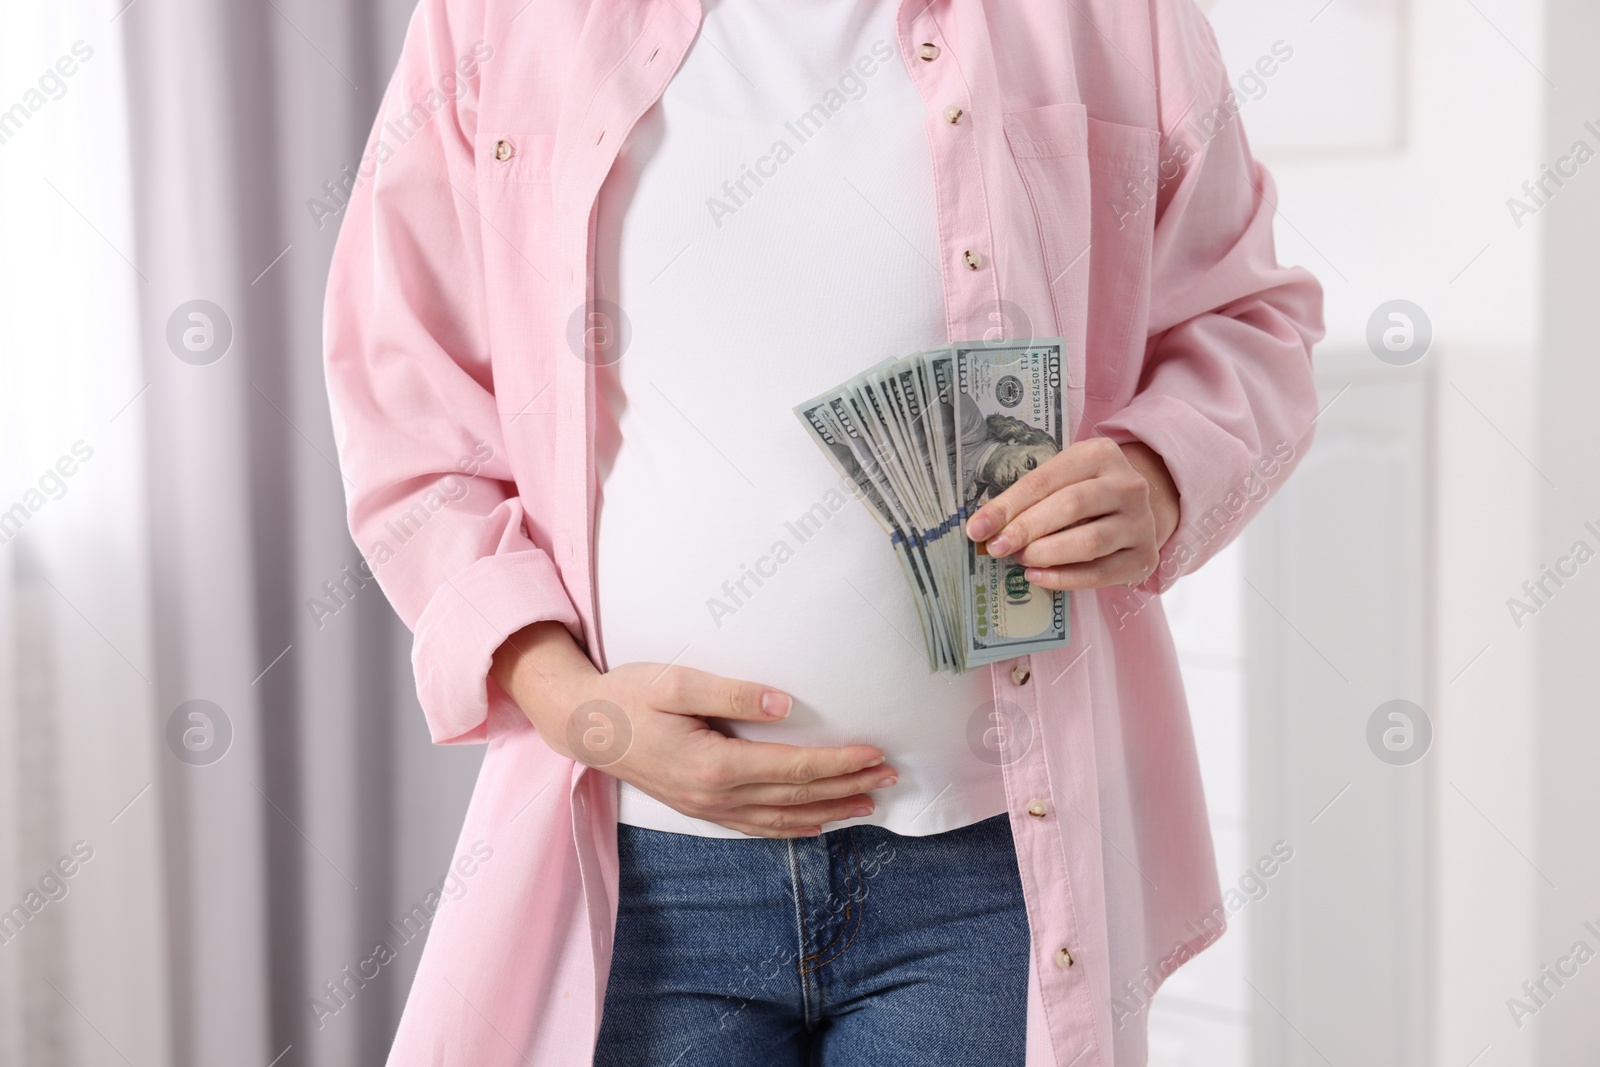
left=593, top=0, right=1005, bottom=837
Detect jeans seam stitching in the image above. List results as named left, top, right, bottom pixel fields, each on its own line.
left=805, top=828, right=866, bottom=972
left=787, top=838, right=816, bottom=1026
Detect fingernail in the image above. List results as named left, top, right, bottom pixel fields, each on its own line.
left=987, top=534, right=1012, bottom=556
left=877, top=775, right=898, bottom=787
left=802, top=827, right=822, bottom=837
left=761, top=692, right=791, bottom=718
left=1025, top=568, right=1044, bottom=583
left=967, top=514, right=994, bottom=540
left=864, top=755, right=886, bottom=767
left=849, top=805, right=872, bottom=818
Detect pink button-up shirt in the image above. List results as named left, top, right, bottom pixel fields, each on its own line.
left=322, top=0, right=1324, bottom=1062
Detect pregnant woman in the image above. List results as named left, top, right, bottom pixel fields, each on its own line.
left=321, top=0, right=1322, bottom=1062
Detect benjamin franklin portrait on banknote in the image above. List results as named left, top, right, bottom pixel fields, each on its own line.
left=956, top=391, right=1061, bottom=511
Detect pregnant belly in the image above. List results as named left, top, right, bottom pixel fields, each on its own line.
left=593, top=476, right=995, bottom=759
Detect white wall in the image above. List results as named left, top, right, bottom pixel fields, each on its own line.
left=1165, top=0, right=1551, bottom=1063
left=1529, top=1, right=1600, bottom=1062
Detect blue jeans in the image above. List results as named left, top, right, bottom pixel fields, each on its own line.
left=594, top=813, right=1031, bottom=1065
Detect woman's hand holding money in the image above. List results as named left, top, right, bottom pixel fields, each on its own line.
left=963, top=438, right=1180, bottom=591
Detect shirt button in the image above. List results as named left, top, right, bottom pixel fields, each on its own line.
left=917, top=42, right=940, bottom=61
left=1055, top=946, right=1075, bottom=969
left=944, top=105, right=964, bottom=124
left=493, top=139, right=515, bottom=162
left=1027, top=799, right=1048, bottom=818
left=1010, top=662, right=1031, bottom=685
left=963, top=249, right=984, bottom=270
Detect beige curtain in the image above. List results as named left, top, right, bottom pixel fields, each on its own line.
left=1, top=1, right=482, bottom=1064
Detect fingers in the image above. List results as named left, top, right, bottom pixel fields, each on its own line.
left=650, top=664, right=791, bottom=722
left=668, top=751, right=895, bottom=838
left=705, top=737, right=886, bottom=789
left=728, top=762, right=899, bottom=808
left=965, top=436, right=1124, bottom=543
left=614, top=665, right=896, bottom=838
left=984, top=477, right=1128, bottom=558
left=1022, top=544, right=1159, bottom=591
left=715, top=795, right=880, bottom=839
left=1011, top=515, right=1145, bottom=570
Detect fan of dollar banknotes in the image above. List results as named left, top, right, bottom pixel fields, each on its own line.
left=793, top=340, right=1072, bottom=674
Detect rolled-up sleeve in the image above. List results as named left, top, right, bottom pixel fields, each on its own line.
left=1097, top=4, right=1325, bottom=595
left=322, top=0, right=579, bottom=745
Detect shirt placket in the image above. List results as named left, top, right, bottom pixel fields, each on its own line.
left=893, top=2, right=1106, bottom=1063
left=554, top=0, right=708, bottom=1047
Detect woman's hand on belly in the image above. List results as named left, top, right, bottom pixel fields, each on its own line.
left=492, top=622, right=899, bottom=838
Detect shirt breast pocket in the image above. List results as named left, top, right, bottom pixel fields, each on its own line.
left=1005, top=105, right=1158, bottom=404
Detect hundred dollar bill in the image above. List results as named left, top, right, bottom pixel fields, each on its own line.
left=846, top=371, right=961, bottom=669
left=794, top=388, right=948, bottom=668
left=952, top=341, right=1070, bottom=667
left=792, top=339, right=1071, bottom=674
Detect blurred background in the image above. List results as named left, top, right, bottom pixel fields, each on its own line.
left=0, top=0, right=1594, bottom=1064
